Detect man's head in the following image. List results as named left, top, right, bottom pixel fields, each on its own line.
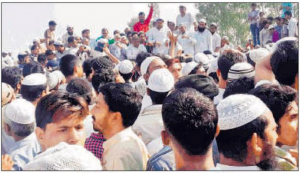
left=31, top=44, right=39, bottom=56
left=59, top=54, right=83, bottom=78
left=284, top=10, right=292, bottom=20
left=178, top=24, right=186, bottom=34
left=275, top=17, right=282, bottom=26
left=263, top=20, right=270, bottom=29
left=3, top=99, right=35, bottom=141
left=251, top=3, right=257, bottom=10
left=198, top=19, right=207, bottom=33
left=124, top=27, right=131, bottom=34
left=35, top=92, right=89, bottom=151
left=91, top=69, right=116, bottom=94
left=91, top=83, right=142, bottom=138
left=209, top=23, right=218, bottom=34
left=166, top=58, right=182, bottom=82
left=67, top=26, right=74, bottom=35
left=223, top=77, right=254, bottom=98
left=102, top=28, right=109, bottom=38
left=82, top=58, right=95, bottom=82
left=48, top=20, right=57, bottom=31
left=179, top=5, right=186, bottom=14
left=113, top=30, right=120, bottom=35
left=138, top=11, right=146, bottom=23
left=54, top=41, right=65, bottom=52
left=135, top=52, right=152, bottom=74
left=270, top=39, right=298, bottom=88
left=141, top=56, right=167, bottom=82
left=118, top=60, right=134, bottom=83
left=132, top=35, right=140, bottom=47
left=217, top=94, right=278, bottom=170
left=66, top=78, right=94, bottom=105
left=81, top=29, right=90, bottom=39
left=45, top=49, right=55, bottom=60
left=2, top=83, right=15, bottom=106
left=138, top=32, right=146, bottom=43
left=2, top=67, right=23, bottom=94
left=167, top=21, right=176, bottom=31
left=18, top=53, right=30, bottom=65
left=249, top=84, right=298, bottom=146
left=67, top=36, right=78, bottom=48
left=156, top=19, right=164, bottom=29
left=37, top=54, right=48, bottom=67
left=162, top=88, right=218, bottom=157
left=21, top=73, right=49, bottom=104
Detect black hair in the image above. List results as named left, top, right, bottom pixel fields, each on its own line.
left=68, top=36, right=76, bottom=44
left=217, top=115, right=268, bottom=162
left=270, top=40, right=298, bottom=86
left=66, top=78, right=93, bottom=105
left=83, top=58, right=95, bottom=78
left=209, top=72, right=219, bottom=84
left=92, top=57, right=114, bottom=73
left=162, top=88, right=218, bottom=155
left=189, top=62, right=206, bottom=75
left=217, top=49, right=245, bottom=80
left=246, top=52, right=256, bottom=67
left=22, top=61, right=45, bottom=77
left=156, top=18, right=164, bottom=22
left=248, top=84, right=297, bottom=126
left=31, top=44, right=38, bottom=51
left=45, top=49, right=54, bottom=56
left=149, top=90, right=169, bottom=105
left=91, top=69, right=116, bottom=93
left=2, top=67, right=23, bottom=91
left=113, top=30, right=120, bottom=35
left=139, top=12, right=145, bottom=16
left=136, top=52, right=152, bottom=67
left=21, top=84, right=47, bottom=102
left=48, top=20, right=57, bottom=26
left=275, top=17, right=281, bottom=21
left=59, top=54, right=80, bottom=77
left=35, top=91, right=88, bottom=129
left=119, top=72, right=133, bottom=83
left=99, top=83, right=142, bottom=128
left=262, top=20, right=269, bottom=27
left=18, top=54, right=29, bottom=64
left=284, top=10, right=292, bottom=16
left=223, top=77, right=254, bottom=98
left=267, top=16, right=274, bottom=21
left=203, top=50, right=212, bottom=55
left=82, top=29, right=90, bottom=35
left=38, top=54, right=47, bottom=65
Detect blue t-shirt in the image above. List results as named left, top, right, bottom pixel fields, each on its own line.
left=47, top=59, right=59, bottom=68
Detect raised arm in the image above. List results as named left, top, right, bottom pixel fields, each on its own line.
left=145, top=3, right=154, bottom=25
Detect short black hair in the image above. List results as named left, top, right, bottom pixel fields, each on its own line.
left=35, top=91, right=88, bottom=129
left=66, top=78, right=93, bottom=105
left=156, top=18, right=164, bottom=22
left=91, top=69, right=116, bottom=93
left=38, top=54, right=47, bottom=64
left=262, top=20, right=269, bottom=27
left=284, top=10, right=292, bottom=16
left=270, top=40, right=298, bottom=86
left=83, top=58, right=95, bottom=78
left=31, top=44, right=38, bottom=51
left=136, top=52, right=152, bottom=67
left=139, top=12, right=145, bottom=16
left=248, top=84, right=297, bottom=126
left=246, top=52, right=256, bottom=67
left=82, top=29, right=90, bottom=35
left=149, top=90, right=169, bottom=105
left=275, top=17, right=282, bottom=21
left=21, top=84, right=47, bottom=102
left=218, top=49, right=245, bottom=80
left=92, top=57, right=114, bottom=73
left=2, top=67, right=23, bottom=91
left=45, top=49, right=54, bottom=56
left=59, top=54, right=80, bottom=77
left=18, top=54, right=29, bottom=63
left=162, top=88, right=218, bottom=155
left=203, top=50, right=212, bottom=55
left=22, top=61, right=45, bottom=77
left=119, top=72, right=133, bottom=82
left=99, top=83, right=142, bottom=128
left=217, top=115, right=268, bottom=162
left=113, top=30, right=120, bottom=35
left=189, top=62, right=207, bottom=75
left=68, top=36, right=76, bottom=44
left=48, top=20, right=57, bottom=26
left=223, top=77, right=254, bottom=98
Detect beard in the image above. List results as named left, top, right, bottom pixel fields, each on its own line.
left=256, top=141, right=277, bottom=171
left=211, top=31, right=215, bottom=35
left=198, top=26, right=206, bottom=32
left=68, top=31, right=73, bottom=36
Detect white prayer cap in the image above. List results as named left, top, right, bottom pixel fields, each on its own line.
left=249, top=48, right=269, bottom=63
left=148, top=69, right=174, bottom=93
left=210, top=22, right=218, bottom=27
left=228, top=62, right=255, bottom=82
left=33, top=38, right=40, bottom=44
left=97, top=38, right=108, bottom=44
left=207, top=57, right=219, bottom=74
left=194, top=53, right=209, bottom=68
left=182, top=61, right=198, bottom=76
left=222, top=36, right=229, bottom=41
left=199, top=18, right=207, bottom=23
left=178, top=23, right=186, bottom=27
left=4, top=98, right=35, bottom=124
left=217, top=94, right=270, bottom=130
left=2, top=83, right=14, bottom=106
left=255, top=80, right=272, bottom=88
left=22, top=73, right=47, bottom=86
left=141, top=56, right=160, bottom=76
left=268, top=25, right=275, bottom=30
left=54, top=40, right=64, bottom=46
left=47, top=72, right=59, bottom=90
left=66, top=25, right=73, bottom=29
left=119, top=60, right=133, bottom=74
left=52, top=70, right=65, bottom=83
left=23, top=142, right=102, bottom=170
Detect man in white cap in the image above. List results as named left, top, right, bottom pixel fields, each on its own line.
left=227, top=62, right=255, bottom=83
left=181, top=61, right=198, bottom=76
left=248, top=48, right=269, bottom=65
left=118, top=60, right=135, bottom=87
left=216, top=94, right=278, bottom=170
left=220, top=36, right=234, bottom=53
left=177, top=24, right=197, bottom=56
left=133, top=69, right=174, bottom=145
left=3, top=99, right=41, bottom=170
left=2, top=83, right=15, bottom=107
left=194, top=52, right=209, bottom=70
left=20, top=73, right=49, bottom=106
left=90, top=38, right=108, bottom=58
left=61, top=25, right=77, bottom=46
left=140, top=56, right=167, bottom=112
left=2, top=51, right=14, bottom=68
left=194, top=19, right=213, bottom=54
left=53, top=40, right=66, bottom=62
left=126, top=35, right=147, bottom=60
left=176, top=5, right=197, bottom=31
left=209, top=23, right=221, bottom=53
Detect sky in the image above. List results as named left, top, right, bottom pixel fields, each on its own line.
left=2, top=3, right=198, bottom=57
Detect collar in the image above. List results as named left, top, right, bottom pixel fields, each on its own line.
left=103, top=127, right=134, bottom=150
left=141, top=105, right=162, bottom=116
left=216, top=163, right=260, bottom=170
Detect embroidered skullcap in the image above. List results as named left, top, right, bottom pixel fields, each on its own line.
left=119, top=60, right=134, bottom=74
left=194, top=53, right=209, bottom=69
left=148, top=69, right=174, bottom=93
left=249, top=48, right=269, bottom=63
left=141, top=56, right=160, bottom=76
left=22, top=73, right=47, bottom=86
left=228, top=62, right=255, bottom=82
left=182, top=61, right=198, bottom=76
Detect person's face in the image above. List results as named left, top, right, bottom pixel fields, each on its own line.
left=285, top=14, right=291, bottom=20
left=49, top=25, right=56, bottom=31
left=251, top=5, right=256, bottom=10
left=32, top=47, right=39, bottom=55
left=168, top=63, right=182, bottom=82
left=102, top=30, right=108, bottom=38
left=263, top=111, right=279, bottom=148
left=179, top=26, right=186, bottom=33
left=168, top=23, right=175, bottom=31
left=139, top=14, right=145, bottom=23
left=196, top=66, right=207, bottom=76
left=91, top=93, right=114, bottom=136
left=277, top=101, right=298, bottom=146
left=76, top=37, right=81, bottom=44
left=83, top=31, right=90, bottom=39
left=36, top=116, right=86, bottom=151
left=260, top=12, right=264, bottom=17
left=139, top=34, right=146, bottom=42
left=133, top=38, right=140, bottom=47
left=124, top=28, right=131, bottom=34
left=67, top=27, right=74, bottom=35
left=127, top=34, right=133, bottom=43
left=48, top=54, right=55, bottom=60
left=115, top=37, right=121, bottom=42
left=210, top=25, right=217, bottom=34
left=156, top=21, right=164, bottom=29
left=83, top=39, right=89, bottom=46
left=24, top=56, right=30, bottom=63
left=121, top=37, right=127, bottom=44
left=71, top=40, right=78, bottom=48
left=264, top=23, right=270, bottom=29
left=179, top=7, right=186, bottom=14
left=275, top=19, right=281, bottom=25
left=198, top=22, right=206, bottom=28
left=269, top=28, right=274, bottom=34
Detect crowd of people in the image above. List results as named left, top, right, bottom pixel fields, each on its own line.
left=1, top=3, right=299, bottom=171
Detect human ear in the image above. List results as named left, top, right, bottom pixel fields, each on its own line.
left=4, top=123, right=12, bottom=137
left=215, top=125, right=220, bottom=138
left=250, top=133, right=263, bottom=157
left=35, top=127, right=46, bottom=147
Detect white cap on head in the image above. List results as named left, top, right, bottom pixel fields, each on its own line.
left=141, top=56, right=160, bottom=76
left=182, top=61, right=198, bottom=76
left=33, top=38, right=40, bottom=44
left=210, top=22, right=218, bottom=27
left=217, top=94, right=270, bottom=130
left=97, top=38, right=108, bottom=44
left=222, top=36, right=229, bottom=41
left=255, top=80, right=272, bottom=88
left=199, top=18, right=207, bottom=23
left=194, top=53, right=209, bottom=67
left=23, top=142, right=102, bottom=170
left=54, top=40, right=64, bottom=46
left=207, top=57, right=219, bottom=74
left=22, top=73, right=47, bottom=86
left=119, top=60, right=133, bottom=74
left=47, top=72, right=59, bottom=90
left=228, top=62, right=255, bottom=82
left=249, top=48, right=269, bottom=63
left=4, top=98, right=35, bottom=124
left=2, top=83, right=14, bottom=106
left=268, top=25, right=275, bottom=30
left=66, top=25, right=73, bottom=29
left=52, top=70, right=65, bottom=83
left=148, top=69, right=174, bottom=93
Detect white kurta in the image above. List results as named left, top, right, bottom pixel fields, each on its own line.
left=176, top=13, right=196, bottom=31
left=147, top=26, right=170, bottom=54
left=212, top=32, right=221, bottom=52
left=213, top=88, right=225, bottom=105
left=288, top=18, right=298, bottom=37
left=126, top=44, right=147, bottom=60
left=177, top=31, right=196, bottom=55
left=193, top=29, right=213, bottom=53
left=102, top=127, right=149, bottom=170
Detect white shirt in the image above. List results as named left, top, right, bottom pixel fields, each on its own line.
left=140, top=94, right=152, bottom=114
left=213, top=88, right=225, bottom=105
left=288, top=18, right=298, bottom=37
left=132, top=105, right=164, bottom=145
left=259, top=28, right=272, bottom=47
left=216, top=163, right=260, bottom=170
left=126, top=44, right=147, bottom=60
left=247, top=10, right=260, bottom=24
left=146, top=137, right=164, bottom=157
left=176, top=13, right=196, bottom=31
left=212, top=32, right=221, bottom=52
left=64, top=47, right=78, bottom=55
left=90, top=49, right=107, bottom=58
left=102, top=127, right=149, bottom=170
left=148, top=26, right=170, bottom=54
left=177, top=31, right=196, bottom=55
left=193, top=29, right=213, bottom=53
